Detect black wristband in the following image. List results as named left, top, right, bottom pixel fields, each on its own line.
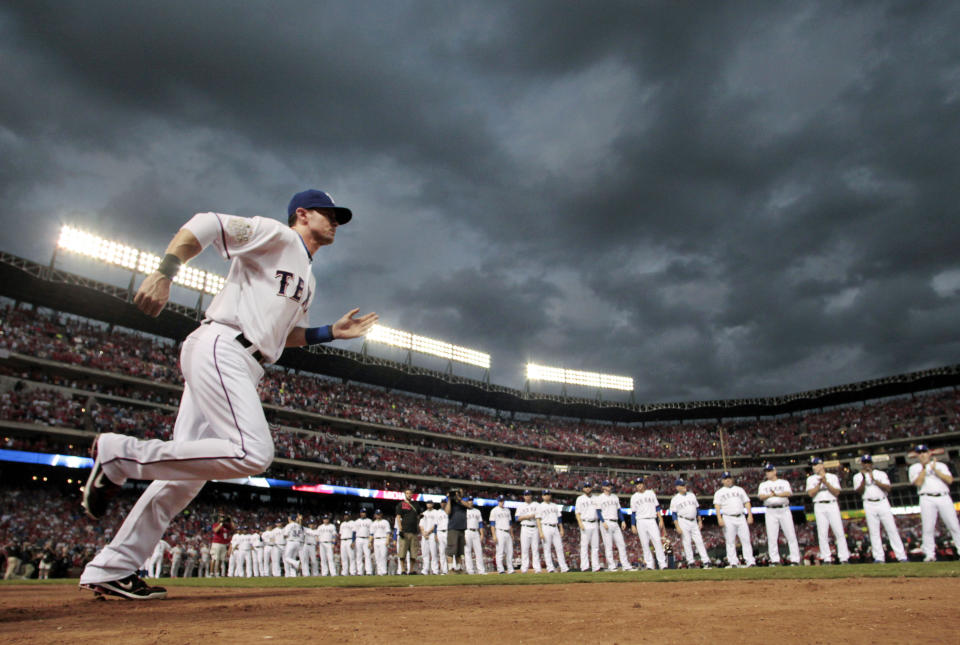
left=157, top=254, right=182, bottom=280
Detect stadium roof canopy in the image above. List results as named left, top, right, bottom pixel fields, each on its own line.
left=2, top=250, right=958, bottom=424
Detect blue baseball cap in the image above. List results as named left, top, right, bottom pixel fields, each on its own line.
left=523, top=489, right=532, bottom=496
left=860, top=455, right=872, bottom=463
left=915, top=444, right=930, bottom=453
left=581, top=481, right=593, bottom=489
left=287, top=189, right=353, bottom=224
left=542, top=489, right=551, bottom=496
left=601, top=480, right=612, bottom=487
left=721, top=471, right=733, bottom=479
left=763, top=463, right=775, bottom=471
left=633, top=476, right=645, bottom=485
left=810, top=456, right=823, bottom=465
left=462, top=496, right=472, bottom=502
left=497, top=495, right=506, bottom=501
left=675, top=479, right=686, bottom=487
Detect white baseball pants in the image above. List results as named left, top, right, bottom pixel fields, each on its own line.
left=600, top=521, right=632, bottom=570
left=318, top=542, right=336, bottom=576
left=169, top=554, right=182, bottom=578
left=634, top=518, right=666, bottom=569
left=814, top=501, right=850, bottom=563
left=579, top=522, right=601, bottom=571
left=283, top=541, right=302, bottom=577
left=919, top=494, right=960, bottom=560
left=80, top=323, right=273, bottom=586
left=676, top=517, right=710, bottom=565
left=420, top=536, right=439, bottom=574
left=251, top=548, right=262, bottom=576
left=863, top=500, right=906, bottom=562
left=355, top=540, right=372, bottom=575
left=464, top=530, right=485, bottom=574
left=300, top=543, right=318, bottom=576
left=373, top=538, right=389, bottom=575
left=764, top=507, right=800, bottom=564
left=494, top=530, right=514, bottom=573
left=270, top=545, right=283, bottom=576
left=340, top=540, right=356, bottom=575
left=721, top=514, right=755, bottom=566
left=541, top=525, right=568, bottom=572
left=436, top=531, right=449, bottom=573
left=519, top=526, right=541, bottom=572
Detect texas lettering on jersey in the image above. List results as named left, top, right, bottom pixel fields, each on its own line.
left=274, top=270, right=312, bottom=311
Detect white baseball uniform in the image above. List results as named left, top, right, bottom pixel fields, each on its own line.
left=806, top=472, right=850, bottom=563
left=184, top=546, right=198, bottom=578
left=908, top=460, right=960, bottom=561
left=630, top=489, right=666, bottom=570
left=169, top=544, right=184, bottom=578
left=249, top=532, right=262, bottom=577
left=317, top=522, right=337, bottom=576
left=669, top=491, right=710, bottom=566
left=464, top=507, right=486, bottom=574
left=596, top=492, right=633, bottom=571
left=199, top=544, right=210, bottom=577
left=758, top=478, right=800, bottom=565
left=354, top=515, right=373, bottom=575
left=713, top=484, right=755, bottom=567
left=515, top=501, right=542, bottom=573
left=238, top=533, right=254, bottom=578
left=853, top=469, right=907, bottom=562
left=370, top=518, right=392, bottom=575
left=339, top=519, right=356, bottom=576
left=575, top=492, right=601, bottom=572
left=419, top=512, right=439, bottom=575
left=80, top=213, right=318, bottom=586
left=147, top=539, right=170, bottom=578
left=434, top=508, right=449, bottom=574
left=273, top=526, right=287, bottom=576
left=282, top=520, right=304, bottom=577
left=488, top=504, right=514, bottom=573
left=227, top=533, right=242, bottom=577
left=537, top=501, right=568, bottom=573
left=301, top=526, right=318, bottom=576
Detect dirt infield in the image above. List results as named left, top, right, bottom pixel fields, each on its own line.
left=2, top=577, right=958, bottom=644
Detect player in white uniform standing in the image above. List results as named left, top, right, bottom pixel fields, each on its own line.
left=463, top=497, right=486, bottom=575
left=250, top=531, right=262, bottom=577
left=354, top=509, right=374, bottom=575
left=515, top=490, right=542, bottom=573
left=316, top=515, right=337, bottom=576
left=169, top=542, right=184, bottom=578
left=339, top=513, right=357, bottom=576
left=853, top=455, right=907, bottom=563
left=78, top=190, right=376, bottom=599
left=147, top=538, right=171, bottom=578
left=908, top=444, right=960, bottom=562
left=597, top=481, right=634, bottom=571
left=757, top=463, right=800, bottom=566
left=282, top=514, right=305, bottom=577
left=238, top=531, right=254, bottom=577
left=629, top=477, right=667, bottom=570
left=273, top=520, right=287, bottom=576
left=669, top=479, right=711, bottom=568
left=575, top=482, right=601, bottom=572
left=419, top=501, right=439, bottom=575
left=806, top=457, right=849, bottom=564
left=301, top=521, right=318, bottom=576
left=199, top=544, right=210, bottom=578
left=713, top=471, right=755, bottom=568
left=488, top=495, right=514, bottom=574
left=434, top=502, right=450, bottom=574
left=537, top=491, right=569, bottom=573
left=370, top=509, right=392, bottom=575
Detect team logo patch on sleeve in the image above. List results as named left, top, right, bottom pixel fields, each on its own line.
left=228, top=218, right=253, bottom=244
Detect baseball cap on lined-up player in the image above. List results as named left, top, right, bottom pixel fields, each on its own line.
left=287, top=190, right=353, bottom=225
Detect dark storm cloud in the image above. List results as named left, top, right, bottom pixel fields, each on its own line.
left=1, top=0, right=959, bottom=402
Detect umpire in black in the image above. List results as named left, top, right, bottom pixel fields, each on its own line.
left=444, top=488, right=468, bottom=572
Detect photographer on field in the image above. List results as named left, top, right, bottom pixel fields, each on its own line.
left=444, top=488, right=468, bottom=572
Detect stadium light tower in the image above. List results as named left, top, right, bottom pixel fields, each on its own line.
left=364, top=324, right=491, bottom=378
left=525, top=362, right=634, bottom=402
left=53, top=224, right=226, bottom=311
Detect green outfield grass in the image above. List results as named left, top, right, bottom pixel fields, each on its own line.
left=4, top=561, right=959, bottom=590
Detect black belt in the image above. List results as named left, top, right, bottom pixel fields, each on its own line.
left=921, top=493, right=944, bottom=497
left=466, top=528, right=479, bottom=531
left=374, top=537, right=388, bottom=540
left=864, top=498, right=885, bottom=502
left=236, top=333, right=265, bottom=363
left=522, top=523, right=536, bottom=527
left=543, top=523, right=557, bottom=527
left=583, top=519, right=597, bottom=523
left=321, top=541, right=334, bottom=544
left=815, top=500, right=836, bottom=504
left=724, top=513, right=742, bottom=517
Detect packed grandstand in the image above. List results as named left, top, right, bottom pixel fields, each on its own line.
left=1, top=250, right=958, bottom=578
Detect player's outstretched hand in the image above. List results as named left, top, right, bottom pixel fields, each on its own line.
left=134, top=273, right=172, bottom=318
left=332, top=308, right=379, bottom=340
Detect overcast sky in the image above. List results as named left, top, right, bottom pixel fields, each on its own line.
left=2, top=1, right=959, bottom=402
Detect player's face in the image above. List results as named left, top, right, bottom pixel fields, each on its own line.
left=304, top=208, right=338, bottom=246
left=918, top=451, right=931, bottom=464
left=765, top=470, right=776, bottom=480
left=676, top=485, right=686, bottom=493
left=722, top=478, right=732, bottom=487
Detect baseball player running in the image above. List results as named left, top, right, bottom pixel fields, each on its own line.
left=515, top=490, right=542, bottom=573
left=78, top=189, right=376, bottom=599
left=597, top=481, right=634, bottom=571
left=575, top=482, right=601, bottom=572
left=908, top=444, right=960, bottom=562
left=853, top=455, right=907, bottom=563
left=668, top=479, right=711, bottom=568
left=806, top=457, right=850, bottom=564
left=629, top=477, right=667, bottom=570
left=537, top=490, right=569, bottom=573
left=713, top=471, right=756, bottom=568
left=757, top=463, right=801, bottom=566
left=488, top=495, right=514, bottom=574
left=463, top=497, right=486, bottom=575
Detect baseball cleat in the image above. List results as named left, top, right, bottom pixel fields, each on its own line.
left=80, top=574, right=167, bottom=600
left=81, top=436, right=121, bottom=520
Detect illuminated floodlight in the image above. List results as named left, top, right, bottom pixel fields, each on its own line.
left=526, top=363, right=634, bottom=392
left=366, top=324, right=491, bottom=369
left=57, top=224, right=226, bottom=296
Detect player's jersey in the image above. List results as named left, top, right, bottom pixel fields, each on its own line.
left=419, top=515, right=436, bottom=537
left=238, top=533, right=252, bottom=551
left=338, top=520, right=355, bottom=542
left=317, top=523, right=337, bottom=544
left=908, top=462, right=952, bottom=495
left=853, top=470, right=890, bottom=501
left=806, top=473, right=841, bottom=503
left=152, top=539, right=170, bottom=558
left=303, top=527, right=318, bottom=545
left=274, top=527, right=286, bottom=547
left=669, top=492, right=699, bottom=520
left=354, top=517, right=373, bottom=539
left=630, top=489, right=660, bottom=519
left=466, top=508, right=483, bottom=530
left=250, top=533, right=263, bottom=549
left=515, top=502, right=540, bottom=528
left=758, top=478, right=792, bottom=507
left=489, top=505, right=512, bottom=530
left=713, top=485, right=750, bottom=515
left=435, top=509, right=449, bottom=531
left=537, top=502, right=562, bottom=526
left=575, top=494, right=597, bottom=523
left=596, top=493, right=623, bottom=521
left=371, top=519, right=391, bottom=539
left=183, top=213, right=315, bottom=363
left=200, top=545, right=211, bottom=561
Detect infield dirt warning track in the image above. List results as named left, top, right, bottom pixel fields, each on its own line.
left=2, top=577, right=959, bottom=644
